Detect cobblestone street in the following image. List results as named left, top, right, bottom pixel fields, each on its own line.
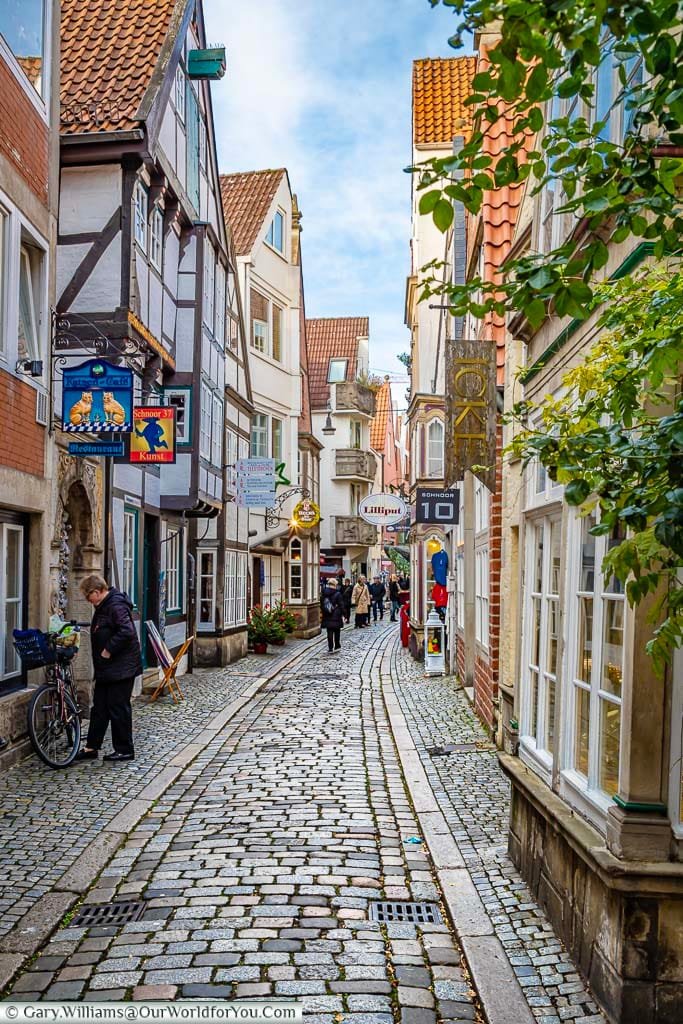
left=0, top=622, right=606, bottom=1023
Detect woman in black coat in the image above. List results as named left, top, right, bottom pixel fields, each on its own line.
left=341, top=579, right=353, bottom=623
left=75, top=575, right=142, bottom=763
left=321, top=579, right=345, bottom=654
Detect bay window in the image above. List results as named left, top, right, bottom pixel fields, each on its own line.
left=224, top=551, right=247, bottom=628
left=271, top=418, right=283, bottom=464
left=250, top=414, right=268, bottom=458
left=165, top=528, right=183, bottom=613
left=427, top=419, right=444, bottom=478
left=198, top=549, right=216, bottom=630
left=289, top=539, right=303, bottom=601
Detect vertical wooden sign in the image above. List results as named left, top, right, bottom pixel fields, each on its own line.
left=445, top=338, right=497, bottom=493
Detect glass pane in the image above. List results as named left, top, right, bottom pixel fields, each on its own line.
left=534, top=528, right=543, bottom=592
left=549, top=520, right=561, bottom=595
left=531, top=597, right=541, bottom=668
left=5, top=529, right=21, bottom=599
left=574, top=686, right=590, bottom=777
left=0, top=2, right=44, bottom=94
left=605, top=525, right=625, bottom=594
left=4, top=600, right=20, bottom=675
left=599, top=699, right=621, bottom=796
left=577, top=596, right=593, bottom=684
left=579, top=512, right=597, bottom=592
left=529, top=670, right=538, bottom=738
left=545, top=678, right=556, bottom=755
left=602, top=598, right=624, bottom=696
left=546, top=598, right=559, bottom=676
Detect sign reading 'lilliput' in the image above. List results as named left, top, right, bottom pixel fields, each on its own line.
left=358, top=493, right=407, bottom=526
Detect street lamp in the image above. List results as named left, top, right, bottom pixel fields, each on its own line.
left=322, top=400, right=336, bottom=436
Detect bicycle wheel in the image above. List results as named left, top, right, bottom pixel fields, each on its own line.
left=28, top=684, right=82, bottom=769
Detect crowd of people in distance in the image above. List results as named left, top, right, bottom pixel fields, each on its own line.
left=319, top=569, right=409, bottom=654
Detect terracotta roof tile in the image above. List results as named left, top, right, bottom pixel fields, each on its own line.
left=61, top=0, right=179, bottom=134
left=412, top=57, right=476, bottom=145
left=306, top=317, right=369, bottom=409
left=370, top=379, right=391, bottom=451
left=220, top=170, right=287, bottom=256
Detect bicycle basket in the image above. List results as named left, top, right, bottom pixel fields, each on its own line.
left=12, top=629, right=56, bottom=670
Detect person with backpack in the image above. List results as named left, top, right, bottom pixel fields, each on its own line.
left=321, top=578, right=344, bottom=653
left=74, top=573, right=142, bottom=763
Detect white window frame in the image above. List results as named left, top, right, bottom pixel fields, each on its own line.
left=0, top=1, right=51, bottom=110
left=0, top=522, right=24, bottom=680
left=252, top=319, right=267, bottom=353
left=474, top=477, right=490, bottom=533
left=475, top=547, right=489, bottom=649
left=174, top=65, right=186, bottom=122
left=17, top=244, right=41, bottom=363
left=165, top=528, right=183, bottom=613
left=427, top=418, right=444, bottom=478
left=226, top=427, right=238, bottom=491
left=211, top=394, right=223, bottom=467
left=266, top=208, right=285, bottom=254
left=455, top=551, right=465, bottom=630
left=271, top=417, right=283, bottom=465
left=519, top=515, right=562, bottom=778
left=350, top=420, right=362, bottom=449
left=134, top=181, right=148, bottom=252
left=0, top=207, right=6, bottom=357
left=289, top=539, right=303, bottom=602
left=224, top=550, right=237, bottom=626
left=236, top=552, right=248, bottom=625
left=198, top=548, right=217, bottom=631
left=200, top=382, right=212, bottom=460
left=250, top=413, right=268, bottom=459
left=215, top=263, right=226, bottom=346
left=122, top=508, right=138, bottom=607
left=149, top=206, right=163, bottom=272
left=199, top=117, right=207, bottom=168
left=328, top=358, right=347, bottom=383
left=203, top=238, right=215, bottom=332
left=560, top=510, right=625, bottom=824
left=165, top=388, right=190, bottom=445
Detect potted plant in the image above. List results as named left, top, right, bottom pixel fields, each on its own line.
left=248, top=605, right=274, bottom=654
left=274, top=601, right=297, bottom=635
left=269, top=621, right=287, bottom=646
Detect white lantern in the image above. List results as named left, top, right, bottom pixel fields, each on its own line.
left=424, top=609, right=445, bottom=676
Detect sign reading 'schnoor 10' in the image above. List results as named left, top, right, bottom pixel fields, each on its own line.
left=358, top=493, right=407, bottom=527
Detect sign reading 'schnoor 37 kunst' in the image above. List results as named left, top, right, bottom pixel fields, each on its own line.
left=445, top=338, right=497, bottom=492
left=61, top=359, right=133, bottom=434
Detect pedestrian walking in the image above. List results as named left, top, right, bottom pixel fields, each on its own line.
left=369, top=576, right=386, bottom=622
left=75, top=574, right=142, bottom=763
left=321, top=578, right=344, bottom=653
left=352, top=576, right=371, bottom=627
left=389, top=574, right=401, bottom=621
left=341, top=578, right=353, bottom=624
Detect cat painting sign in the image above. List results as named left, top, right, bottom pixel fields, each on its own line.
left=130, top=406, right=176, bottom=464
left=61, top=359, right=133, bottom=433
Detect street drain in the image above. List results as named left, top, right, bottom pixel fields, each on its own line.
left=71, top=900, right=146, bottom=929
left=369, top=901, right=442, bottom=925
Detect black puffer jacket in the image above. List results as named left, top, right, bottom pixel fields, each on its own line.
left=320, top=586, right=345, bottom=628
left=90, top=588, right=143, bottom=683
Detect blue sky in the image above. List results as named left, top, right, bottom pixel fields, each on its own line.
left=204, top=0, right=461, bottom=405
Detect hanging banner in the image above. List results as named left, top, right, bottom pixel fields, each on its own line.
left=130, top=406, right=176, bottom=463
left=292, top=498, right=320, bottom=529
left=445, top=338, right=497, bottom=492
left=61, top=359, right=133, bottom=433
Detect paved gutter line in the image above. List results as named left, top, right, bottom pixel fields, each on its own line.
left=0, top=635, right=327, bottom=991
left=379, top=636, right=535, bottom=1024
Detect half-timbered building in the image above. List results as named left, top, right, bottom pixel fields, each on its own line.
left=57, top=0, right=251, bottom=671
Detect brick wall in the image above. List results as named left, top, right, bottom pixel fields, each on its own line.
left=0, top=370, right=45, bottom=477
left=0, top=59, right=49, bottom=203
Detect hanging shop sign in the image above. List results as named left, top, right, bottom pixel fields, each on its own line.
left=358, top=493, right=407, bottom=527
left=130, top=406, right=176, bottom=464
left=445, top=337, right=497, bottom=492
left=68, top=441, right=124, bottom=458
left=61, top=359, right=133, bottom=434
left=415, top=488, right=460, bottom=525
left=234, top=458, right=276, bottom=508
left=291, top=498, right=320, bottom=529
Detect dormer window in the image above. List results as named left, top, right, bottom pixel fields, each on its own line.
left=266, top=209, right=285, bottom=254
left=133, top=182, right=148, bottom=252
left=327, top=358, right=347, bottom=383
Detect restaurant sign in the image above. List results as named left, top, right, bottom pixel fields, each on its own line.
left=130, top=406, right=176, bottom=464
left=445, top=338, right=497, bottom=492
left=358, top=493, right=407, bottom=527
left=62, top=359, right=133, bottom=434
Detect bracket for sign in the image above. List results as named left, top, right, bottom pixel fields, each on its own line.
left=265, top=486, right=311, bottom=530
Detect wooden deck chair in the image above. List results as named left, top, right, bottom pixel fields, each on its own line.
left=145, top=620, right=193, bottom=703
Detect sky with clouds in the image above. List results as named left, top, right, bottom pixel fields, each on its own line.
left=204, top=0, right=463, bottom=406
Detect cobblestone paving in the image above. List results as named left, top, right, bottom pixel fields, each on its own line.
left=0, top=638, right=317, bottom=937
left=390, top=643, right=606, bottom=1024
left=6, top=622, right=482, bottom=1024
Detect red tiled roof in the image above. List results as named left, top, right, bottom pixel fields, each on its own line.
left=220, top=170, right=287, bottom=256
left=61, top=0, right=179, bottom=134
left=412, top=57, right=476, bottom=145
left=306, top=317, right=369, bottom=409
left=370, top=379, right=391, bottom=451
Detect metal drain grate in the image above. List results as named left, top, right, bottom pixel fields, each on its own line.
left=369, top=901, right=442, bottom=925
left=72, top=901, right=146, bottom=929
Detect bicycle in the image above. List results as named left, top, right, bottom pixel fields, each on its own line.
left=13, top=622, right=84, bottom=769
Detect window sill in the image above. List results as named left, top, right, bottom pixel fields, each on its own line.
left=559, top=769, right=612, bottom=835
left=263, top=240, right=288, bottom=262
left=519, top=737, right=553, bottom=787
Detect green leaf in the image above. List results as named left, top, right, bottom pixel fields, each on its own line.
left=433, top=199, right=454, bottom=233
left=418, top=190, right=440, bottom=215
left=564, top=479, right=591, bottom=505
left=525, top=298, right=546, bottom=329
